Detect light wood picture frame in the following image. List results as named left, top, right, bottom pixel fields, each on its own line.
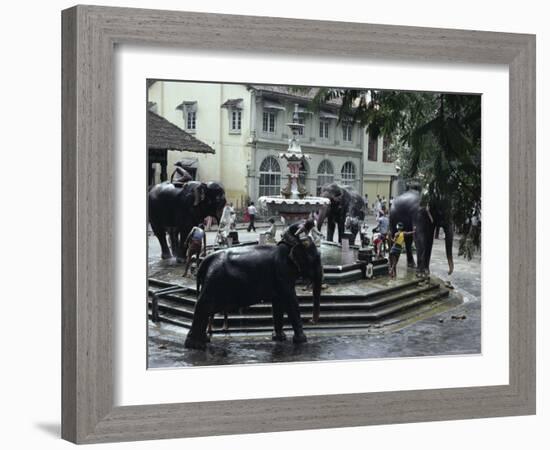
left=61, top=5, right=536, bottom=444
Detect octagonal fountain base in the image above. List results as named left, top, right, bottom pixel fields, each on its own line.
left=206, top=239, right=388, bottom=284
left=319, top=241, right=389, bottom=283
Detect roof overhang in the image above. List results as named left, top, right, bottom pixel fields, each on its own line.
left=263, top=100, right=286, bottom=111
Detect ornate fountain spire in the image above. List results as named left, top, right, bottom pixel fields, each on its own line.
left=258, top=104, right=329, bottom=225
left=280, top=104, right=311, bottom=199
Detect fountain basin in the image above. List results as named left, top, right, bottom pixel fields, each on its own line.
left=208, top=239, right=388, bottom=284
left=258, top=195, right=329, bottom=223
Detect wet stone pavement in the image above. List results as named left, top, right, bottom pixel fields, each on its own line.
left=148, top=218, right=481, bottom=368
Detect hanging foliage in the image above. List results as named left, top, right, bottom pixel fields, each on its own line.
left=307, top=87, right=481, bottom=258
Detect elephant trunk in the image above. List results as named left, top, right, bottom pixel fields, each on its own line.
left=215, top=204, right=225, bottom=225
left=444, top=222, right=454, bottom=275
left=316, top=205, right=328, bottom=230
left=311, top=264, right=323, bottom=324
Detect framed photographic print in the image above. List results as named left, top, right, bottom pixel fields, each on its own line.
left=62, top=5, right=535, bottom=444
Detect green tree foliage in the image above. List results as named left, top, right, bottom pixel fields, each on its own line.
left=308, top=88, right=481, bottom=258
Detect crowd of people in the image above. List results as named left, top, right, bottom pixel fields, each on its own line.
left=170, top=164, right=409, bottom=279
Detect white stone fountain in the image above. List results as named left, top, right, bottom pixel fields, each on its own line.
left=258, top=104, right=329, bottom=224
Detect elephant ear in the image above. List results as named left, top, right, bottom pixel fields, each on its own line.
left=288, top=244, right=304, bottom=273
left=191, top=182, right=207, bottom=206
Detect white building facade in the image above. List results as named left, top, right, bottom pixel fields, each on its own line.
left=148, top=81, right=398, bottom=208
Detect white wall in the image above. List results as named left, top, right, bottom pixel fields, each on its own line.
left=1, top=1, right=547, bottom=450
left=148, top=81, right=252, bottom=204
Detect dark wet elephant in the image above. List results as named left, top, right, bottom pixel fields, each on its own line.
left=184, top=230, right=323, bottom=350
left=317, top=183, right=366, bottom=243
left=389, top=189, right=454, bottom=276
left=148, top=181, right=226, bottom=260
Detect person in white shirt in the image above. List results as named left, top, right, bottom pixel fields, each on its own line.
left=247, top=202, right=257, bottom=232
left=310, top=221, right=325, bottom=247
left=262, top=218, right=277, bottom=243
left=375, top=210, right=390, bottom=254
left=374, top=196, right=382, bottom=217
left=220, top=202, right=235, bottom=230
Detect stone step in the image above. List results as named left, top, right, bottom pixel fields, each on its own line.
left=148, top=286, right=449, bottom=328
left=149, top=313, right=386, bottom=332
left=148, top=283, right=440, bottom=317
left=148, top=277, right=424, bottom=301
left=148, top=289, right=449, bottom=333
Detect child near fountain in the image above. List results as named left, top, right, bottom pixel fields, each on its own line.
left=388, top=222, right=415, bottom=278
left=183, top=223, right=206, bottom=277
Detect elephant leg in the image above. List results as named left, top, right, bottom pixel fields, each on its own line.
left=168, top=229, right=179, bottom=257
left=206, top=314, right=214, bottom=341
left=176, top=228, right=188, bottom=262
left=415, top=239, right=425, bottom=276
left=405, top=234, right=415, bottom=268
left=283, top=291, right=307, bottom=344
left=423, top=228, right=435, bottom=276
left=416, top=219, right=435, bottom=277
left=271, top=300, right=287, bottom=341
left=327, top=219, right=336, bottom=242
left=337, top=220, right=345, bottom=244
left=151, top=223, right=172, bottom=260
left=184, top=299, right=210, bottom=350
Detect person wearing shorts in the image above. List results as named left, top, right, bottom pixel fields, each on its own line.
left=183, top=224, right=206, bottom=277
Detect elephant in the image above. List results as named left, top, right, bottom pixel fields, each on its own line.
left=148, top=181, right=226, bottom=260
left=184, top=226, right=323, bottom=350
left=389, top=189, right=454, bottom=277
left=317, top=183, right=366, bottom=244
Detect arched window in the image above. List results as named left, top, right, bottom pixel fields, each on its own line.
left=316, top=159, right=334, bottom=194
left=259, top=156, right=281, bottom=197
left=341, top=161, right=356, bottom=187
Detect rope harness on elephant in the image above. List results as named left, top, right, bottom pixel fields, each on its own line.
left=277, top=230, right=313, bottom=274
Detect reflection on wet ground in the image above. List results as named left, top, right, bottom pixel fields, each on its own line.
left=147, top=220, right=481, bottom=367
left=148, top=298, right=481, bottom=367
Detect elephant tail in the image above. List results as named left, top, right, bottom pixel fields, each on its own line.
left=197, top=253, right=210, bottom=297
left=196, top=258, right=207, bottom=295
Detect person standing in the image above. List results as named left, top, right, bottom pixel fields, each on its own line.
left=375, top=195, right=382, bottom=218
left=170, top=165, right=193, bottom=187
left=388, top=222, right=415, bottom=278
left=220, top=202, right=235, bottom=230
left=359, top=221, right=370, bottom=247
left=262, top=218, right=277, bottom=243
left=247, top=202, right=257, bottom=232
left=376, top=210, right=390, bottom=254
